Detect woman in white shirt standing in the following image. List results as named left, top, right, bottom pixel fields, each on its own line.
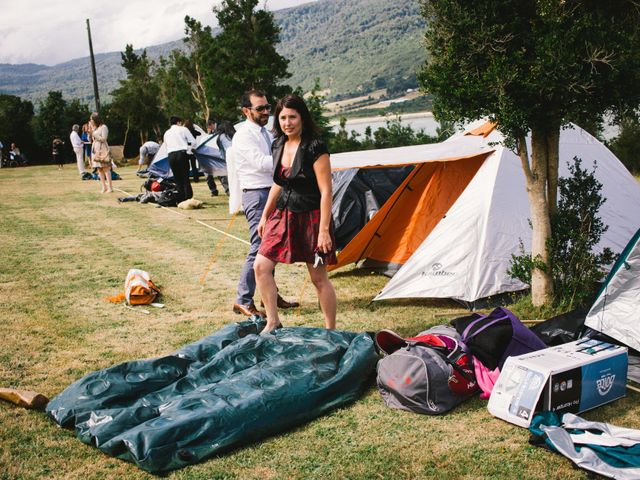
left=89, top=112, right=113, bottom=193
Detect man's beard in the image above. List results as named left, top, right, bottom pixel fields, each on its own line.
left=252, top=111, right=269, bottom=126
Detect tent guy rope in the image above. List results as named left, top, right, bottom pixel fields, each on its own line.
left=113, top=187, right=250, bottom=247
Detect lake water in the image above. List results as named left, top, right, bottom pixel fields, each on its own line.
left=331, top=114, right=620, bottom=140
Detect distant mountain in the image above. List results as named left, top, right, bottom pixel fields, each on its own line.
left=0, top=0, right=426, bottom=106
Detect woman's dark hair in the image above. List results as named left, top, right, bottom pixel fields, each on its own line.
left=272, top=94, right=318, bottom=140
left=215, top=120, right=236, bottom=139
left=90, top=112, right=103, bottom=126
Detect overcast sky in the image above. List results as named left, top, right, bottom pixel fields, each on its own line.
left=0, top=0, right=315, bottom=66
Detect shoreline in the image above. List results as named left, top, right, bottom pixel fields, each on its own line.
left=329, top=110, right=434, bottom=126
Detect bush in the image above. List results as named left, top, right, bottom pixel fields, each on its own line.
left=508, top=158, right=615, bottom=310
left=608, top=117, right=640, bottom=174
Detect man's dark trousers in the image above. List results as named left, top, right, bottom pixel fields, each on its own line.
left=168, top=150, right=192, bottom=202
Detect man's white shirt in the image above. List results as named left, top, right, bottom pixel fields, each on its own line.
left=163, top=125, right=196, bottom=154
left=231, top=120, right=274, bottom=190
left=140, top=141, right=160, bottom=156
left=70, top=131, right=83, bottom=149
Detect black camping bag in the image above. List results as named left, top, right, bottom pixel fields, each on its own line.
left=156, top=189, right=179, bottom=207
left=376, top=325, right=477, bottom=415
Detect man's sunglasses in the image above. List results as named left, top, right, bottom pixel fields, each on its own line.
left=247, top=104, right=272, bottom=112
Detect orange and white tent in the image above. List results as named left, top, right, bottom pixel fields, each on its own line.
left=329, top=123, right=640, bottom=305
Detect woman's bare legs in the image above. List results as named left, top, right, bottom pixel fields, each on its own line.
left=97, top=168, right=107, bottom=193
left=254, top=254, right=280, bottom=332
left=307, top=263, right=336, bottom=329
left=104, top=166, right=113, bottom=192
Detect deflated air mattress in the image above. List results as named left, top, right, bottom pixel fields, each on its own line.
left=46, top=319, right=377, bottom=473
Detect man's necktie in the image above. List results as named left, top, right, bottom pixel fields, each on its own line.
left=260, top=127, right=272, bottom=150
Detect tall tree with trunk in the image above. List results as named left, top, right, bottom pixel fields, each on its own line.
left=419, top=0, right=640, bottom=306
left=32, top=91, right=68, bottom=152
left=206, top=0, right=291, bottom=120
left=110, top=45, right=164, bottom=145
left=157, top=17, right=216, bottom=125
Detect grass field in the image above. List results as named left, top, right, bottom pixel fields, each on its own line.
left=1, top=164, right=638, bottom=480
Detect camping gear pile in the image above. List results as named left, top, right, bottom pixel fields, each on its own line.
left=116, top=178, right=180, bottom=206
left=375, top=307, right=547, bottom=415
left=46, top=319, right=377, bottom=473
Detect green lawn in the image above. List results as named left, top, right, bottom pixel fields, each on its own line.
left=0, top=164, right=637, bottom=479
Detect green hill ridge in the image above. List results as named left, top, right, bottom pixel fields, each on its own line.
left=0, top=0, right=426, bottom=106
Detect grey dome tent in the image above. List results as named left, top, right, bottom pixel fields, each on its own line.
left=585, top=228, right=640, bottom=352
left=332, top=165, right=414, bottom=249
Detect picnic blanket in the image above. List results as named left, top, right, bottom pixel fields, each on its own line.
left=46, top=318, right=377, bottom=473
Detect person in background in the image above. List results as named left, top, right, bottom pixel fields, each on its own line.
left=231, top=89, right=298, bottom=317
left=183, top=119, right=201, bottom=182
left=89, top=112, right=113, bottom=193
left=138, top=139, right=161, bottom=171
left=70, top=124, right=86, bottom=177
left=211, top=121, right=233, bottom=195
left=205, top=118, right=230, bottom=196
left=52, top=136, right=65, bottom=170
left=163, top=116, right=196, bottom=202
left=9, top=142, right=21, bottom=158
left=254, top=94, right=337, bottom=334
left=81, top=123, right=92, bottom=164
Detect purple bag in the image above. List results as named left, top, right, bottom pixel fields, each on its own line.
left=452, top=307, right=547, bottom=370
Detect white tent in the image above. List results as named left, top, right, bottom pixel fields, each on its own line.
left=584, top=228, right=640, bottom=351
left=331, top=123, right=640, bottom=305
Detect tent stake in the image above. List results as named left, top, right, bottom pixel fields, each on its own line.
left=627, top=383, right=640, bottom=394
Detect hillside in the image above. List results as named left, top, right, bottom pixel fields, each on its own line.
left=0, top=0, right=426, bottom=106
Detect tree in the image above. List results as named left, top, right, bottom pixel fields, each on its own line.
left=206, top=0, right=291, bottom=120
left=419, top=0, right=640, bottom=306
left=33, top=91, right=68, bottom=152
left=156, top=52, right=202, bottom=122
left=608, top=117, right=640, bottom=174
left=509, top=159, right=615, bottom=309
left=110, top=45, right=164, bottom=147
left=0, top=94, right=35, bottom=156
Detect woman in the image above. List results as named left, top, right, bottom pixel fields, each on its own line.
left=254, top=94, right=337, bottom=334
left=89, top=112, right=113, bottom=193
left=81, top=123, right=92, bottom=164
left=52, top=136, right=64, bottom=169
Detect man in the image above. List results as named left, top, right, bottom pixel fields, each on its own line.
left=70, top=125, right=86, bottom=176
left=205, top=119, right=229, bottom=196
left=138, top=139, right=161, bottom=172
left=163, top=116, right=196, bottom=202
left=231, top=89, right=299, bottom=316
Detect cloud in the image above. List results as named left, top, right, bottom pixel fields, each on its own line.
left=0, top=0, right=315, bottom=66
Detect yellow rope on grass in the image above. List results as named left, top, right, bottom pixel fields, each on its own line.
left=199, top=211, right=239, bottom=286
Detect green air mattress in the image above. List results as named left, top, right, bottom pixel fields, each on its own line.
left=46, top=319, right=378, bottom=473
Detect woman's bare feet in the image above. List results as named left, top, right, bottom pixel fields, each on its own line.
left=260, top=322, right=283, bottom=335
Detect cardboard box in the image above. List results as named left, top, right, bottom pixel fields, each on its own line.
left=488, top=339, right=628, bottom=427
